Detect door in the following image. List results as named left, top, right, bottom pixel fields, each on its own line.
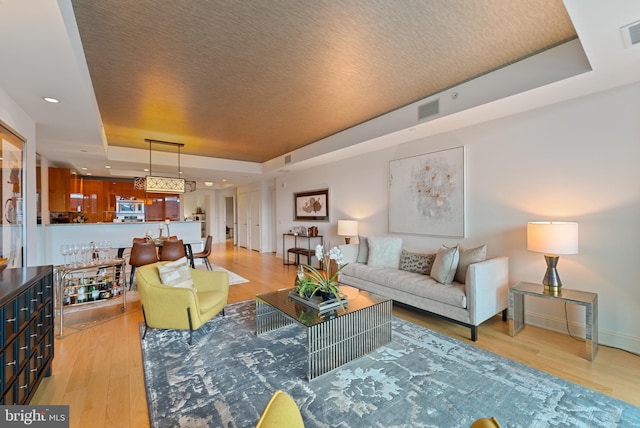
left=250, top=190, right=261, bottom=251
left=237, top=193, right=248, bottom=248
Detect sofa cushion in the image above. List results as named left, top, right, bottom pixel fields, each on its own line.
left=367, top=236, right=402, bottom=268
left=455, top=244, right=487, bottom=284
left=399, top=250, right=436, bottom=275
left=341, top=263, right=467, bottom=308
left=356, top=236, right=369, bottom=263
left=157, top=257, right=194, bottom=290
left=430, top=245, right=459, bottom=284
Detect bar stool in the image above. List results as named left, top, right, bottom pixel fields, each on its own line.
left=129, top=240, right=158, bottom=288
left=192, top=235, right=213, bottom=270
left=158, top=239, right=187, bottom=262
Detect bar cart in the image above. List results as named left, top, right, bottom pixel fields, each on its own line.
left=55, top=258, right=127, bottom=337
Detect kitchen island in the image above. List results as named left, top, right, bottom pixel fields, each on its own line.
left=40, top=221, right=203, bottom=266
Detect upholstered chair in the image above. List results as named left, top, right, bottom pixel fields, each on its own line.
left=256, top=390, right=304, bottom=428
left=191, top=235, right=213, bottom=270
left=136, top=261, right=229, bottom=344
left=470, top=417, right=501, bottom=428
left=158, top=238, right=186, bottom=261
left=129, top=240, right=158, bottom=287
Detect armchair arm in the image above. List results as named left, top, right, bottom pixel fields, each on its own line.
left=465, top=256, right=509, bottom=325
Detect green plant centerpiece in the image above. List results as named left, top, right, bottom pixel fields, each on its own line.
left=294, top=244, right=348, bottom=308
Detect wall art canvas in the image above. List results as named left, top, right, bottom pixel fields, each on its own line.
left=389, top=146, right=465, bottom=237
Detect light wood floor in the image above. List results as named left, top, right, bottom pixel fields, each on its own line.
left=31, top=241, right=640, bottom=427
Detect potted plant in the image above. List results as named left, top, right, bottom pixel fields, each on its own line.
left=293, top=244, right=348, bottom=308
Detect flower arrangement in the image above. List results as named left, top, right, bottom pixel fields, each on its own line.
left=295, top=244, right=348, bottom=303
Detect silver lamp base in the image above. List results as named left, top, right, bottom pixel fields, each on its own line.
left=542, top=254, right=562, bottom=295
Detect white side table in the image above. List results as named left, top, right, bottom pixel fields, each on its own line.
left=509, top=281, right=598, bottom=360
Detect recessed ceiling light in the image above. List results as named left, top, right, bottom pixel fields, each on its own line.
left=204, top=182, right=213, bottom=187
left=222, top=179, right=227, bottom=182
left=144, top=168, right=149, bottom=172
left=105, top=165, right=111, bottom=169
left=86, top=172, right=92, bottom=176
left=43, top=97, right=59, bottom=103
left=81, top=167, right=87, bottom=170
left=179, top=171, right=183, bottom=175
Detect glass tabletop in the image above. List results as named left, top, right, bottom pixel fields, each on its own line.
left=256, top=285, right=390, bottom=327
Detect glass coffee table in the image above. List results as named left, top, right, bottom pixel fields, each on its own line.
left=255, top=285, right=392, bottom=380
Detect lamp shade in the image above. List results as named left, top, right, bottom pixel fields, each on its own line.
left=527, top=221, right=578, bottom=255
left=337, top=220, right=358, bottom=237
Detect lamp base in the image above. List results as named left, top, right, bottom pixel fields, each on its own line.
left=542, top=254, right=562, bottom=295
left=344, top=237, right=351, bottom=244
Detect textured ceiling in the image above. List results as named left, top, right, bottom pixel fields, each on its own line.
left=71, top=0, right=576, bottom=163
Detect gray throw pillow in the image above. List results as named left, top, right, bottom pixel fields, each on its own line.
left=356, top=236, right=369, bottom=264
left=454, top=244, right=487, bottom=284
left=430, top=245, right=459, bottom=284
left=399, top=250, right=436, bottom=275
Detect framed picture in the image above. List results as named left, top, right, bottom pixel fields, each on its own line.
left=294, top=189, right=329, bottom=221
left=389, top=146, right=465, bottom=237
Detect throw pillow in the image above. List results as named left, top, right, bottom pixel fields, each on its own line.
left=454, top=244, right=487, bottom=284
left=356, top=236, right=369, bottom=263
left=430, top=245, right=460, bottom=284
left=399, top=250, right=436, bottom=275
left=157, top=257, right=194, bottom=290
left=367, top=236, right=403, bottom=268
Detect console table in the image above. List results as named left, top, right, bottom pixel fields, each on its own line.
left=509, top=281, right=598, bottom=360
left=282, top=233, right=323, bottom=268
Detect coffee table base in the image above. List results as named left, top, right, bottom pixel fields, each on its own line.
left=256, top=298, right=392, bottom=380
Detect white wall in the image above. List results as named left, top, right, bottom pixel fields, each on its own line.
left=276, top=82, right=640, bottom=354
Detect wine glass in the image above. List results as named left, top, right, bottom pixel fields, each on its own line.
left=106, top=241, right=112, bottom=260
left=71, top=244, right=80, bottom=267
left=60, top=244, right=70, bottom=266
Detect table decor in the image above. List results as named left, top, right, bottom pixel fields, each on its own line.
left=291, top=244, right=348, bottom=311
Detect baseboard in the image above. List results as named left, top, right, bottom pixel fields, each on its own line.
left=525, top=310, right=640, bottom=355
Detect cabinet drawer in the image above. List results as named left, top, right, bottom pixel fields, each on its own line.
left=16, top=291, right=31, bottom=328
left=16, top=330, right=29, bottom=365
left=4, top=300, right=18, bottom=340
left=3, top=341, right=17, bottom=393
left=14, top=363, right=30, bottom=404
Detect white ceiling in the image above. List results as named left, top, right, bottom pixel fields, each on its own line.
left=1, top=0, right=640, bottom=189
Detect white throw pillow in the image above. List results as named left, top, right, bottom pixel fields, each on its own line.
left=454, top=244, right=487, bottom=284
left=430, top=245, right=460, bottom=284
left=367, top=236, right=403, bottom=268
left=356, top=236, right=369, bottom=264
left=157, top=257, right=194, bottom=290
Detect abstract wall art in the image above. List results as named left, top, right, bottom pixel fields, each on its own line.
left=389, top=146, right=465, bottom=237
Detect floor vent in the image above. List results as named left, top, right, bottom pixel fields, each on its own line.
left=418, top=99, right=439, bottom=121
left=621, top=20, right=640, bottom=47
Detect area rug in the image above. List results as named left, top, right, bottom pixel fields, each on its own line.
left=140, top=300, right=640, bottom=428
left=206, top=264, right=249, bottom=285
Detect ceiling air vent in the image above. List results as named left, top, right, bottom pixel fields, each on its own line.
left=418, top=99, right=439, bottom=121
left=621, top=20, right=640, bottom=48
left=284, top=154, right=292, bottom=164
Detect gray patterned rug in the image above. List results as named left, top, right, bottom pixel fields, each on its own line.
left=140, top=300, right=640, bottom=428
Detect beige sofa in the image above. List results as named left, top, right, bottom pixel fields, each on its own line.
left=338, top=238, right=509, bottom=341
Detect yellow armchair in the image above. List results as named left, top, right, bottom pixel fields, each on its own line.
left=136, top=262, right=229, bottom=344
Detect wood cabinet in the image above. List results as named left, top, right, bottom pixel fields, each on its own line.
left=0, top=266, right=54, bottom=404
left=48, top=167, right=71, bottom=212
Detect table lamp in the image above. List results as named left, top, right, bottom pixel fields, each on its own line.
left=337, top=220, right=358, bottom=244
left=527, top=221, right=578, bottom=294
